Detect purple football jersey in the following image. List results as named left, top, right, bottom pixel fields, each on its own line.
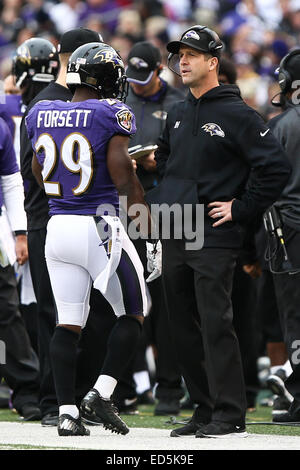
left=0, top=94, right=24, bottom=154
left=0, top=117, right=19, bottom=208
left=0, top=95, right=24, bottom=208
left=26, top=98, right=136, bottom=216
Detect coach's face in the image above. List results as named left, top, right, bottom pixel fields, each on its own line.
left=179, top=46, right=216, bottom=87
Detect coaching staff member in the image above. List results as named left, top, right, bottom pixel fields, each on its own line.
left=147, top=25, right=291, bottom=438
left=268, top=49, right=300, bottom=423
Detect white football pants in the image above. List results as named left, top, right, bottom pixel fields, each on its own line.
left=45, top=214, right=147, bottom=327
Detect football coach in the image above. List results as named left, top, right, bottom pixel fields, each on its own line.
left=147, top=25, right=291, bottom=438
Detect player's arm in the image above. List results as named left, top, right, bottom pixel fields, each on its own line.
left=107, top=134, right=154, bottom=237
left=31, top=153, right=44, bottom=189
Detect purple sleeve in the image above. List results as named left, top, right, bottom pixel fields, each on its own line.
left=101, top=101, right=136, bottom=137
left=0, top=117, right=19, bottom=175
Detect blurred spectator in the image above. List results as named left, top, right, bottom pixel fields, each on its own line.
left=116, top=9, right=144, bottom=42
left=48, top=0, right=85, bottom=34
left=78, top=0, right=122, bottom=35
left=110, top=33, right=134, bottom=65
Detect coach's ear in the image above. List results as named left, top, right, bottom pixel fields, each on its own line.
left=32, top=153, right=44, bottom=189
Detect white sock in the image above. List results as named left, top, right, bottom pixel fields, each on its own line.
left=133, top=370, right=151, bottom=395
left=59, top=405, right=79, bottom=419
left=270, top=365, right=283, bottom=375
left=282, top=360, right=293, bottom=377
left=94, top=375, right=117, bottom=400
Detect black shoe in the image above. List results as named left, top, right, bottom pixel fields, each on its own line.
left=41, top=413, right=59, bottom=427
left=272, top=395, right=292, bottom=417
left=170, top=405, right=211, bottom=437
left=170, top=419, right=202, bottom=437
left=267, top=369, right=293, bottom=403
left=58, top=414, right=90, bottom=436
left=155, top=399, right=180, bottom=416
left=272, top=410, right=300, bottom=423
left=115, top=397, right=139, bottom=415
left=137, top=390, right=155, bottom=405
left=273, top=400, right=300, bottom=423
left=195, top=421, right=248, bottom=438
left=20, top=404, right=41, bottom=421
left=81, top=389, right=129, bottom=435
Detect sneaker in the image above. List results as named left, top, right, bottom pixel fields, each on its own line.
left=195, top=421, right=248, bottom=438
left=272, top=395, right=292, bottom=417
left=155, top=399, right=180, bottom=416
left=273, top=400, right=300, bottom=423
left=170, top=406, right=210, bottom=437
left=20, top=404, right=41, bottom=421
left=58, top=414, right=90, bottom=436
left=267, top=369, right=293, bottom=403
left=170, top=419, right=202, bottom=437
left=80, top=389, right=129, bottom=435
left=41, top=413, right=59, bottom=427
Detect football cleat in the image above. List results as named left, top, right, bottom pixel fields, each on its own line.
left=57, top=414, right=90, bottom=436
left=81, top=389, right=129, bottom=435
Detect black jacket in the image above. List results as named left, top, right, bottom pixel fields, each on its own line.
left=269, top=101, right=300, bottom=232
left=148, top=85, right=291, bottom=248
left=20, top=82, right=72, bottom=230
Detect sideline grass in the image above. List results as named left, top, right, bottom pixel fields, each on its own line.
left=1, top=404, right=300, bottom=437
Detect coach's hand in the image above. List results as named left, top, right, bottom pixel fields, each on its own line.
left=243, top=262, right=262, bottom=279
left=15, top=234, right=28, bottom=265
left=208, top=199, right=235, bottom=227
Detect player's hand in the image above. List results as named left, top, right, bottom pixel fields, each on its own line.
left=15, top=234, right=28, bottom=265
left=146, top=240, right=162, bottom=282
left=138, top=151, right=157, bottom=172
left=208, top=199, right=235, bottom=227
left=243, top=262, right=262, bottom=279
left=131, top=158, right=137, bottom=171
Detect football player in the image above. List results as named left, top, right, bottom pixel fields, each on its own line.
left=26, top=42, right=155, bottom=436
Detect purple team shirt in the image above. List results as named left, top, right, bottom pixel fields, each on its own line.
left=26, top=98, right=136, bottom=216
left=0, top=95, right=24, bottom=207
left=0, top=117, right=19, bottom=208
left=0, top=94, right=23, bottom=138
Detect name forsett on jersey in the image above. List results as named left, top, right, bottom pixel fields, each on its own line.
left=36, top=108, right=92, bottom=128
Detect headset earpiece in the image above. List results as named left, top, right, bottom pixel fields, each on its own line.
left=278, top=49, right=300, bottom=94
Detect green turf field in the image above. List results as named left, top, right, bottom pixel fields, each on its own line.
left=1, top=402, right=300, bottom=437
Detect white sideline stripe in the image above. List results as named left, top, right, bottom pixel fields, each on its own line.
left=0, top=424, right=299, bottom=450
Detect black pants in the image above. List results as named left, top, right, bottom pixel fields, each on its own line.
left=132, top=237, right=184, bottom=400
left=256, top=269, right=283, bottom=344
left=232, top=260, right=260, bottom=408
left=161, top=239, right=247, bottom=425
left=0, top=265, right=40, bottom=412
left=27, top=229, right=58, bottom=416
left=272, top=224, right=300, bottom=408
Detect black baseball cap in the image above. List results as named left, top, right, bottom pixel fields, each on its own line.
left=126, top=42, right=162, bottom=85
left=167, top=26, right=222, bottom=57
left=58, top=28, right=103, bottom=54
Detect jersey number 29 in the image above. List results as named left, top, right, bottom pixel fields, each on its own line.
left=35, top=132, right=94, bottom=196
